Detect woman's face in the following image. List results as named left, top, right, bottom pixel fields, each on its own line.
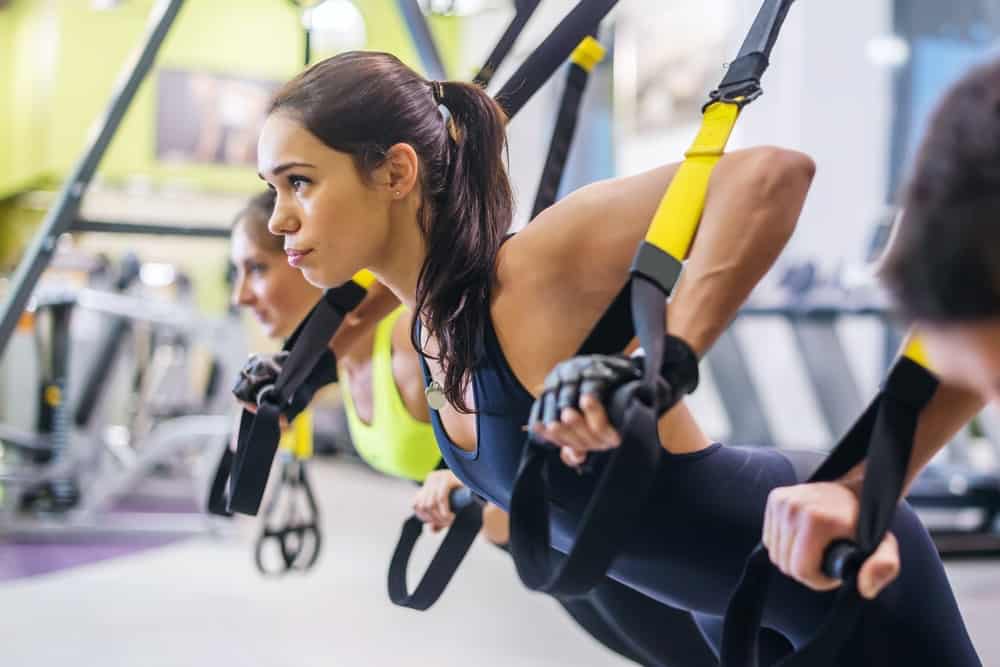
left=256, top=113, right=394, bottom=289
left=230, top=221, right=322, bottom=340
left=922, top=319, right=1000, bottom=403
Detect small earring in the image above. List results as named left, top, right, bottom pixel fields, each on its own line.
left=394, top=191, right=401, bottom=198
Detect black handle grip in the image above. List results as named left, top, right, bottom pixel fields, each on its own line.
left=447, top=487, right=478, bottom=513
left=821, top=539, right=863, bottom=581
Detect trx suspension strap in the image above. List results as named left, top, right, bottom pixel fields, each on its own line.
left=509, top=0, right=796, bottom=597
left=220, top=0, right=622, bottom=518
left=387, top=488, right=485, bottom=610
left=221, top=271, right=373, bottom=515
left=531, top=35, right=605, bottom=218
left=473, top=0, right=542, bottom=87
left=386, top=33, right=607, bottom=612
left=495, top=0, right=618, bottom=120
left=720, top=335, right=938, bottom=667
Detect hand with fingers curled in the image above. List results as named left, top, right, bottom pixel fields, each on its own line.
left=763, top=480, right=900, bottom=600
left=527, top=334, right=699, bottom=469
left=413, top=470, right=465, bottom=532
left=232, top=351, right=289, bottom=407
left=231, top=349, right=337, bottom=419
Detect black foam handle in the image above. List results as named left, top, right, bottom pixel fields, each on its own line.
left=821, top=540, right=863, bottom=581
left=448, top=486, right=476, bottom=513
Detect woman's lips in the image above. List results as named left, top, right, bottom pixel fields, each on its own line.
left=285, top=247, right=313, bottom=268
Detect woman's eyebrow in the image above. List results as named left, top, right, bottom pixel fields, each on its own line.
left=257, top=161, right=317, bottom=179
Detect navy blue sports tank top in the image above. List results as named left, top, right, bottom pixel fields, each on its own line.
left=416, top=312, right=535, bottom=510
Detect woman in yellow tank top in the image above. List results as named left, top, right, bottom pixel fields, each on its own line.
left=230, top=190, right=448, bottom=481
left=230, top=190, right=438, bottom=476
left=230, top=190, right=519, bottom=548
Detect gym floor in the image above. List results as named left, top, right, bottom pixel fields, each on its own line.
left=1, top=458, right=998, bottom=666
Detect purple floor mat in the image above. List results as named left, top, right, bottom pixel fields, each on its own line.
left=0, top=535, right=181, bottom=582
left=0, top=494, right=198, bottom=581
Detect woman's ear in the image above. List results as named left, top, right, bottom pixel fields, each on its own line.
left=376, top=143, right=420, bottom=199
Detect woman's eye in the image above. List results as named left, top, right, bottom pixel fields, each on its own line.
left=249, top=262, right=268, bottom=275
left=288, top=175, right=311, bottom=191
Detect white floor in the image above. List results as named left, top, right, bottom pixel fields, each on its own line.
left=1, top=459, right=998, bottom=666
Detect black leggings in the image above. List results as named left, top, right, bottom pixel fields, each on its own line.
left=561, top=573, right=719, bottom=666
left=544, top=446, right=980, bottom=665
left=497, top=543, right=718, bottom=666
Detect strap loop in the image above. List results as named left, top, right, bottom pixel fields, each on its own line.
left=387, top=488, right=485, bottom=610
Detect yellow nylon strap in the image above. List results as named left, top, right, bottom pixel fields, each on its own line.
left=279, top=408, right=314, bottom=460
left=352, top=269, right=376, bottom=289
left=570, top=37, right=605, bottom=72
left=901, top=332, right=932, bottom=371
left=643, top=101, right=741, bottom=260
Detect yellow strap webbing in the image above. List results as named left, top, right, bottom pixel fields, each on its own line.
left=352, top=269, right=376, bottom=289
left=570, top=37, right=606, bottom=73
left=643, top=101, right=742, bottom=261
left=279, top=408, right=314, bottom=460
left=901, top=332, right=933, bottom=371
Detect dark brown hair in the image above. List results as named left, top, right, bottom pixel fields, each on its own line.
left=269, top=51, right=513, bottom=411
left=233, top=189, right=281, bottom=254
left=883, top=59, right=1000, bottom=322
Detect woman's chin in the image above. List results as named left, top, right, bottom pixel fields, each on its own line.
left=300, top=267, right=333, bottom=289
left=301, top=266, right=353, bottom=290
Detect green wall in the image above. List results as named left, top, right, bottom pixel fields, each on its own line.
left=1, top=0, right=460, bottom=197
left=0, top=0, right=59, bottom=199
left=0, top=0, right=459, bottom=271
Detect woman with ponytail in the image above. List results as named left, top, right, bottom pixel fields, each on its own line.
left=232, top=186, right=717, bottom=666
left=257, top=51, right=977, bottom=663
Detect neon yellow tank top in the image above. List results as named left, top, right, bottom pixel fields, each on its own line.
left=340, top=306, right=441, bottom=482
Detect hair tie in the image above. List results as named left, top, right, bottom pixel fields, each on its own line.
left=431, top=80, right=445, bottom=104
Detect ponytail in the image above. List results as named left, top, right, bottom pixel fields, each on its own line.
left=415, top=81, right=513, bottom=412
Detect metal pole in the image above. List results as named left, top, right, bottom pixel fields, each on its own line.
left=0, top=0, right=186, bottom=359
left=395, top=0, right=447, bottom=81
left=73, top=219, right=230, bottom=239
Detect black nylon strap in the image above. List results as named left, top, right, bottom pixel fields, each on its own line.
left=472, top=0, right=542, bottom=88
left=495, top=0, right=618, bottom=119
left=720, top=358, right=939, bottom=666
left=207, top=446, right=235, bottom=517
left=508, top=270, right=675, bottom=597
left=228, top=286, right=363, bottom=515
left=387, top=488, right=485, bottom=610
left=510, top=386, right=662, bottom=595
left=531, top=60, right=592, bottom=218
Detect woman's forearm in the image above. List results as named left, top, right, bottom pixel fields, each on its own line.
left=667, top=147, right=815, bottom=356
left=903, top=382, right=985, bottom=492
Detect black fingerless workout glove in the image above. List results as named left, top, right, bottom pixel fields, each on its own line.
left=231, top=349, right=338, bottom=421
left=631, top=333, right=700, bottom=414
left=232, top=352, right=288, bottom=407
left=528, top=334, right=699, bottom=435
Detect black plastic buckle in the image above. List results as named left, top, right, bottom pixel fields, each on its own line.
left=706, top=82, right=762, bottom=109
left=705, top=52, right=768, bottom=110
